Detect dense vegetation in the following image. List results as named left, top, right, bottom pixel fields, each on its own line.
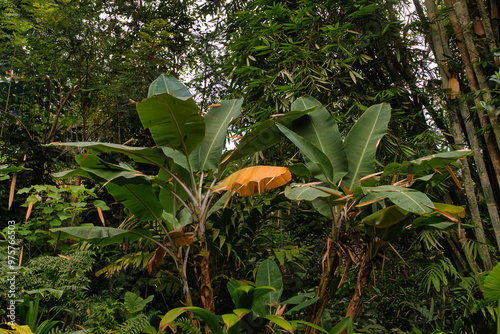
left=2, top=0, right=500, bottom=333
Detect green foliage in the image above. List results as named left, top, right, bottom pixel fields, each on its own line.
left=174, top=318, right=202, bottom=334
left=123, top=291, right=154, bottom=314
left=12, top=184, right=107, bottom=252
left=115, top=314, right=150, bottom=334
left=420, top=258, right=459, bottom=294
left=17, top=250, right=95, bottom=301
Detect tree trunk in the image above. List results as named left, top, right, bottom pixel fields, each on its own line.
left=420, top=0, right=500, bottom=252
left=449, top=106, right=494, bottom=270
left=444, top=192, right=482, bottom=274
left=456, top=102, right=500, bottom=250
left=448, top=0, right=500, bottom=150
left=475, top=0, right=500, bottom=66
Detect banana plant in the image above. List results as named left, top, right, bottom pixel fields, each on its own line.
left=277, top=96, right=472, bottom=330
left=46, top=74, right=310, bottom=312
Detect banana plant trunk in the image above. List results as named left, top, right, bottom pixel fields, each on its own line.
left=198, top=240, right=215, bottom=313
left=304, top=250, right=340, bottom=334
left=345, top=258, right=373, bottom=322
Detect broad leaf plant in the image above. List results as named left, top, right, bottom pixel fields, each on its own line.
left=277, top=96, right=472, bottom=329
left=46, top=74, right=305, bottom=312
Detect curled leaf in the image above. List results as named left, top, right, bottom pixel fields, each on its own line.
left=211, top=166, right=291, bottom=197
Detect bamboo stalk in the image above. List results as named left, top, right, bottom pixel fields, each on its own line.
left=449, top=0, right=500, bottom=148
left=449, top=107, right=493, bottom=270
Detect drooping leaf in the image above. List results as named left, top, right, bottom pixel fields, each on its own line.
left=54, top=154, right=163, bottom=221
left=49, top=226, right=151, bottom=246
left=160, top=307, right=222, bottom=334
left=342, top=103, right=391, bottom=190
left=362, top=205, right=409, bottom=228
left=292, top=97, right=348, bottom=183
left=262, top=315, right=294, bottom=331
left=199, top=99, right=243, bottom=170
left=284, top=297, right=320, bottom=316
left=211, top=166, right=291, bottom=197
left=329, top=317, right=354, bottom=334
left=220, top=108, right=314, bottom=171
left=402, top=150, right=473, bottom=175
left=47, top=142, right=170, bottom=167
left=148, top=74, right=192, bottom=99
left=24, top=288, right=64, bottom=299
left=5, top=324, right=35, bottom=334
left=290, top=320, right=330, bottom=333
left=432, top=202, right=466, bottom=219
left=277, top=124, right=334, bottom=182
left=285, top=185, right=338, bottom=201
left=312, top=198, right=334, bottom=219
left=361, top=186, right=434, bottom=214
left=137, top=92, right=205, bottom=156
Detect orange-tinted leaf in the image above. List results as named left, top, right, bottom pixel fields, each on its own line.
left=211, top=166, right=291, bottom=197
left=25, top=201, right=34, bottom=221
left=8, top=173, right=16, bottom=210
left=445, top=164, right=463, bottom=190
left=147, top=246, right=167, bottom=275
left=168, top=228, right=195, bottom=247
left=97, top=207, right=106, bottom=226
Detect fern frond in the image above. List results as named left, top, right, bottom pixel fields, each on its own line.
left=116, top=314, right=150, bottom=334
left=175, top=317, right=202, bottom=334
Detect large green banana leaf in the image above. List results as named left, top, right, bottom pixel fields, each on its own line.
left=199, top=98, right=243, bottom=170
left=46, top=142, right=170, bottom=167
left=148, top=73, right=192, bottom=99
left=360, top=186, right=434, bottom=214
left=255, top=259, right=283, bottom=314
left=342, top=103, right=391, bottom=190
left=219, top=108, right=315, bottom=172
left=137, top=92, right=205, bottom=156
left=53, top=154, right=163, bottom=221
left=362, top=205, right=409, bottom=228
left=291, top=97, right=348, bottom=183
left=277, top=124, right=334, bottom=183
left=284, top=184, right=338, bottom=201
left=400, top=149, right=473, bottom=174
left=49, top=226, right=152, bottom=246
